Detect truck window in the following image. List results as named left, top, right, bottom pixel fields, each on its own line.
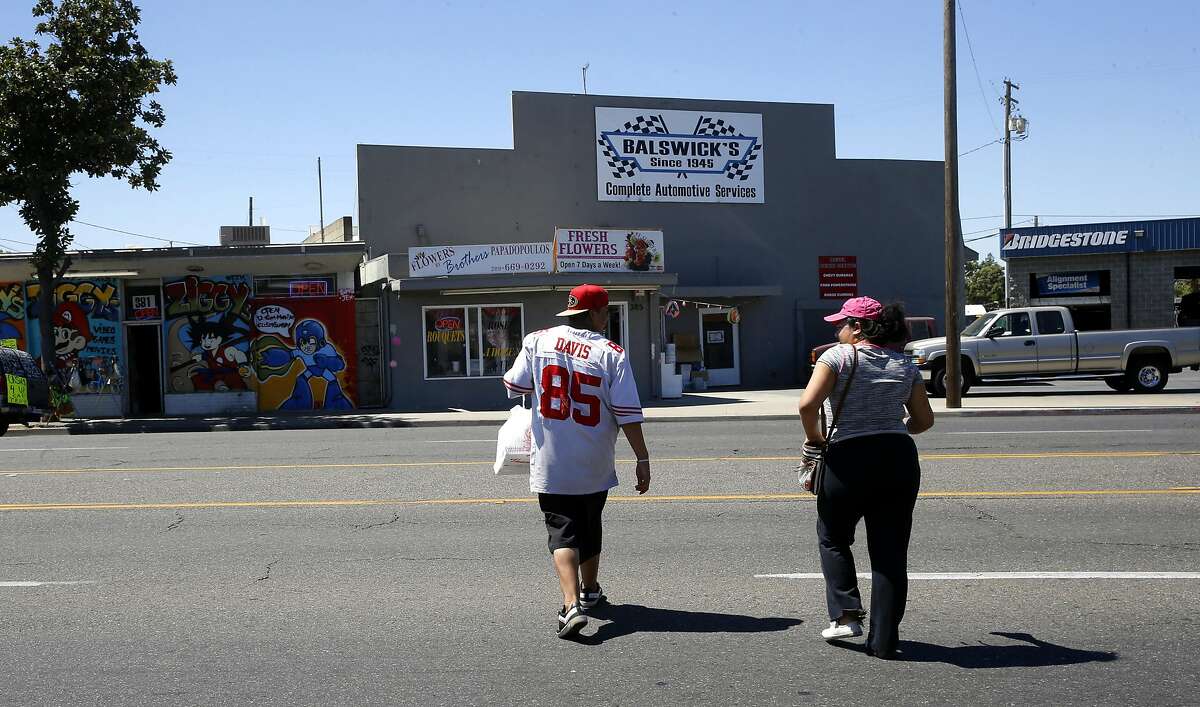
left=908, top=320, right=930, bottom=340
left=991, top=312, right=1032, bottom=337
left=1036, top=311, right=1066, bottom=335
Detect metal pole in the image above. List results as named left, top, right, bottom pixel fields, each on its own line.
left=317, top=156, right=325, bottom=242
left=582, top=63, right=589, bottom=95
left=944, top=0, right=962, bottom=408
left=248, top=196, right=253, bottom=227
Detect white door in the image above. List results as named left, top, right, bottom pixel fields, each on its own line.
left=698, top=307, right=740, bottom=386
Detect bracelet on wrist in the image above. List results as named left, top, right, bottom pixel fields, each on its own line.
left=636, top=458, right=650, bottom=463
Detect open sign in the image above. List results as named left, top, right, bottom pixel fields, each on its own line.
left=435, top=316, right=463, bottom=331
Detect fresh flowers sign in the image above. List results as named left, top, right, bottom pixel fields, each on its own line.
left=554, top=228, right=665, bottom=273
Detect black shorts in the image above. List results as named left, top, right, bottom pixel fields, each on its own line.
left=538, top=490, right=609, bottom=563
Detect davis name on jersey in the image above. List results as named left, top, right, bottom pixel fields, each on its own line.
left=503, top=325, right=643, bottom=495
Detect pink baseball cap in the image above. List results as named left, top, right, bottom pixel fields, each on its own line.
left=823, top=296, right=883, bottom=323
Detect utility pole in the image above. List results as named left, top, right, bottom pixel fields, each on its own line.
left=248, top=196, right=253, bottom=227
left=317, top=156, right=325, bottom=242
left=1002, top=78, right=1020, bottom=231
left=582, top=63, right=589, bottom=95
left=943, top=0, right=963, bottom=407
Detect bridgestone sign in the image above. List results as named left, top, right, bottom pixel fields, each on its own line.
left=595, top=107, right=765, bottom=204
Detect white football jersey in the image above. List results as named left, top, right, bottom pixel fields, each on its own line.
left=503, top=325, right=644, bottom=494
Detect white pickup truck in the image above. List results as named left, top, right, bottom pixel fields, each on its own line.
left=906, top=306, right=1200, bottom=396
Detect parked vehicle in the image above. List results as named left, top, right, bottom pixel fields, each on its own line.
left=0, top=347, right=50, bottom=436
left=906, top=306, right=1200, bottom=396
left=810, top=316, right=937, bottom=365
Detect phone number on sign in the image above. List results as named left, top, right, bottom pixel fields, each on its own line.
left=498, top=262, right=550, bottom=273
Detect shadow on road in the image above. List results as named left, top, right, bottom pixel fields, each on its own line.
left=573, top=603, right=802, bottom=644
left=835, top=631, right=1117, bottom=668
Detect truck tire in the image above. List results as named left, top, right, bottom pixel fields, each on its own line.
left=1128, top=357, right=1170, bottom=393
left=1104, top=376, right=1133, bottom=392
left=930, top=361, right=974, bottom=398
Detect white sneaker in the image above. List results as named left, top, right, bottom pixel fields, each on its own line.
left=821, top=620, right=863, bottom=641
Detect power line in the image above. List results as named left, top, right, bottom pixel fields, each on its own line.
left=0, top=236, right=37, bottom=247
left=959, top=138, right=1001, bottom=157
left=957, top=0, right=1000, bottom=137
left=70, top=219, right=206, bottom=247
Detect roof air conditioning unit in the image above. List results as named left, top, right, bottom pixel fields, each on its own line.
left=219, top=225, right=271, bottom=246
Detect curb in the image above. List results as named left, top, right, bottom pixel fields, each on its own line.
left=3, top=405, right=1197, bottom=436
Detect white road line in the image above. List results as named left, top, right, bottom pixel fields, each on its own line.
left=755, top=572, right=1200, bottom=580
left=0, top=446, right=131, bottom=452
left=0, top=581, right=96, bottom=587
left=943, top=430, right=1155, bottom=435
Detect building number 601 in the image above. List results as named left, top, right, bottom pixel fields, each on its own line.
left=539, top=364, right=601, bottom=427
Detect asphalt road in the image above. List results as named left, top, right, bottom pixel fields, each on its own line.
left=2, top=415, right=1198, bottom=705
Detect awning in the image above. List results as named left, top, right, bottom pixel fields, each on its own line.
left=387, top=271, right=678, bottom=296
left=659, top=285, right=782, bottom=298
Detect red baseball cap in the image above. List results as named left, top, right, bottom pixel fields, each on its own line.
left=557, top=284, right=609, bottom=317
left=823, top=296, right=883, bottom=323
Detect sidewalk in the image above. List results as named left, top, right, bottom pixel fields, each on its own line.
left=5, top=383, right=1199, bottom=436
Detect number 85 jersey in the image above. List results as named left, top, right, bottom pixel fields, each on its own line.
left=503, top=324, right=644, bottom=494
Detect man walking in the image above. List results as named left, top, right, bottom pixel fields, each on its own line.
left=503, top=284, right=651, bottom=638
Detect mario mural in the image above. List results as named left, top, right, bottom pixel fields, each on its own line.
left=163, top=275, right=255, bottom=393
left=249, top=296, right=356, bottom=411
left=24, top=279, right=122, bottom=392
left=0, top=282, right=26, bottom=350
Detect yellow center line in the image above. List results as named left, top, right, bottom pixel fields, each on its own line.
left=1, top=488, right=1199, bottom=512
left=3, top=450, right=1199, bottom=477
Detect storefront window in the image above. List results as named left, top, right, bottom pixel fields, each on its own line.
left=424, top=304, right=523, bottom=379
left=424, top=307, right=468, bottom=378
left=477, top=306, right=523, bottom=377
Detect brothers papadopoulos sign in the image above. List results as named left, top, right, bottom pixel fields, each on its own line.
left=409, top=244, right=553, bottom=278
left=596, top=108, right=764, bottom=204
left=554, top=228, right=665, bottom=273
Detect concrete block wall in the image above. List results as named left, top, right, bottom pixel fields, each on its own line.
left=1005, top=251, right=1200, bottom=329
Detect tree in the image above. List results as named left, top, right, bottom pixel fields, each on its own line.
left=0, top=0, right=175, bottom=379
left=965, top=253, right=1005, bottom=308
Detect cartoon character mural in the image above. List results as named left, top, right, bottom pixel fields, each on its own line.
left=184, top=316, right=250, bottom=391
left=162, top=275, right=255, bottom=393
left=0, top=282, right=26, bottom=350
left=25, top=279, right=122, bottom=393
left=249, top=296, right=356, bottom=411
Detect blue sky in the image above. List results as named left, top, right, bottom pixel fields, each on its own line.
left=1, top=0, right=1197, bottom=261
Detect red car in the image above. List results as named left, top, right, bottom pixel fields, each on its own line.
left=809, top=316, right=938, bottom=366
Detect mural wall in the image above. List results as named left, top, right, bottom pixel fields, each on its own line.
left=25, top=279, right=123, bottom=393
left=162, top=275, right=255, bottom=393
left=0, top=282, right=26, bottom=350
left=250, top=295, right=357, bottom=411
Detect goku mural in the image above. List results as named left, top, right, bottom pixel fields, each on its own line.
left=250, top=296, right=356, bottom=411
left=163, top=275, right=255, bottom=394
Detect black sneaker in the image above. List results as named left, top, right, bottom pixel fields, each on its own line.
left=557, top=603, right=588, bottom=638
left=578, top=585, right=607, bottom=610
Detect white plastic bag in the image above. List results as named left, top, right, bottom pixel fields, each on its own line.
left=493, top=404, right=532, bottom=475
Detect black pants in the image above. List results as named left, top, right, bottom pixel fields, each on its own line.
left=816, top=433, right=921, bottom=656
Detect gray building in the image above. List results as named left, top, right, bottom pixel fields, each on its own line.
left=1001, top=217, right=1200, bottom=331
left=358, top=91, right=946, bottom=410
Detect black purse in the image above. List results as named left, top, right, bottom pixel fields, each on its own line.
left=800, top=346, right=858, bottom=496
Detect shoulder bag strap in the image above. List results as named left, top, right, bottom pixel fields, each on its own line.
left=826, top=345, right=859, bottom=440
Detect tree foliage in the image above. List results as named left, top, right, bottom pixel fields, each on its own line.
left=965, top=253, right=1005, bottom=308
left=0, top=0, right=174, bottom=376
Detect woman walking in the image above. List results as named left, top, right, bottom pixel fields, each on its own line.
left=797, top=296, right=935, bottom=658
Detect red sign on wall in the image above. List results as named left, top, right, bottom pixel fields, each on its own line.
left=818, top=256, right=858, bottom=299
